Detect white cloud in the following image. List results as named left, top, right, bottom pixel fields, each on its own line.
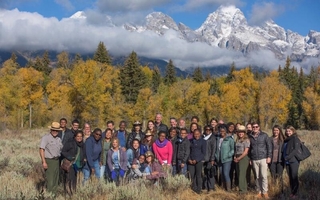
left=248, top=2, right=285, bottom=26
left=95, top=0, right=172, bottom=12
left=55, top=0, right=74, bottom=11
left=0, top=9, right=318, bottom=71
left=175, top=0, right=243, bottom=12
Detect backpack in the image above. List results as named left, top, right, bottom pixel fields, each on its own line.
left=295, top=141, right=311, bottom=161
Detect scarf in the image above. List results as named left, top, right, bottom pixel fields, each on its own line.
left=155, top=139, right=168, bottom=148
left=203, top=133, right=212, bottom=141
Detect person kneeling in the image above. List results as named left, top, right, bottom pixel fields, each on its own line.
left=144, top=151, right=166, bottom=185
left=107, top=138, right=128, bottom=186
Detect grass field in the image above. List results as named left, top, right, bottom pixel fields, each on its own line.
left=0, top=129, right=319, bottom=200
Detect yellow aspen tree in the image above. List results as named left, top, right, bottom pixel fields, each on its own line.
left=302, top=87, right=320, bottom=129
left=220, top=68, right=259, bottom=123
left=258, top=71, right=291, bottom=129
left=46, top=68, right=73, bottom=120
left=17, top=67, right=44, bottom=128
left=0, top=59, right=21, bottom=129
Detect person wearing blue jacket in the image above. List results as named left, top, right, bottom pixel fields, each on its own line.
left=188, top=129, right=206, bottom=194
left=82, top=128, right=102, bottom=184
left=215, top=125, right=234, bottom=192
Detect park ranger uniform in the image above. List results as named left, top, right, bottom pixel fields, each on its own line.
left=40, top=129, right=63, bottom=193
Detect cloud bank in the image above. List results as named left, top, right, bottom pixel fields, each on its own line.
left=248, top=2, right=285, bottom=26
left=0, top=9, right=318, bottom=71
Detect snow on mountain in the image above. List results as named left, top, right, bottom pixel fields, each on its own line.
left=69, top=5, right=320, bottom=62
left=70, top=11, right=86, bottom=19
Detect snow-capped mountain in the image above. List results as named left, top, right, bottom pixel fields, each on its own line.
left=70, top=5, right=319, bottom=61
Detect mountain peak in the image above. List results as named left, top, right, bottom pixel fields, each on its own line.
left=216, top=4, right=240, bottom=16
left=70, top=11, right=86, bottom=19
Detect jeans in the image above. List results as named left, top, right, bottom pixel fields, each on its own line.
left=286, top=162, right=299, bottom=195
left=252, top=159, right=268, bottom=194
left=100, top=164, right=111, bottom=181
left=188, top=162, right=203, bottom=192
left=174, top=160, right=187, bottom=176
left=269, top=162, right=284, bottom=180
left=82, top=160, right=100, bottom=184
left=203, top=161, right=215, bottom=191
left=219, top=161, right=232, bottom=183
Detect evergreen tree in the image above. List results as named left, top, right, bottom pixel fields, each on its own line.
left=192, top=67, right=204, bottom=83
left=225, top=62, right=236, bottom=83
left=32, top=51, right=52, bottom=75
left=151, top=66, right=161, bottom=93
left=10, top=53, right=17, bottom=63
left=119, top=51, right=146, bottom=103
left=93, top=41, right=112, bottom=65
left=164, top=59, right=177, bottom=86
left=204, top=70, right=211, bottom=81
left=56, top=51, right=70, bottom=69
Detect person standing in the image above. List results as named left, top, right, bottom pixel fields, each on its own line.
left=174, top=128, right=190, bottom=176
left=153, top=131, right=173, bottom=167
left=269, top=125, right=285, bottom=181
left=100, top=128, right=112, bottom=181
left=249, top=122, right=272, bottom=199
left=188, top=129, right=206, bottom=194
left=203, top=125, right=216, bottom=192
left=83, top=122, right=91, bottom=142
left=83, top=128, right=102, bottom=183
left=113, top=121, right=129, bottom=151
left=39, top=122, right=63, bottom=193
left=215, top=125, right=234, bottom=192
left=127, top=121, right=145, bottom=149
left=61, top=130, right=86, bottom=194
left=283, top=126, right=301, bottom=198
left=58, top=118, right=73, bottom=146
left=234, top=125, right=250, bottom=194
left=154, top=113, right=168, bottom=135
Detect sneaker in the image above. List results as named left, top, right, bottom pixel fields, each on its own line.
left=263, top=193, right=270, bottom=199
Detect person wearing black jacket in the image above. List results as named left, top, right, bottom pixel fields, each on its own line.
left=188, top=129, right=206, bottom=194
left=174, top=128, right=190, bottom=176
left=283, top=126, right=301, bottom=198
left=126, top=121, right=145, bottom=149
left=203, top=125, right=216, bottom=192
left=249, top=123, right=272, bottom=199
left=61, top=130, right=86, bottom=194
left=168, top=127, right=179, bottom=175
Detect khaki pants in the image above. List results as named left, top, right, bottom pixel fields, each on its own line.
left=45, top=158, right=60, bottom=193
left=252, top=158, right=268, bottom=194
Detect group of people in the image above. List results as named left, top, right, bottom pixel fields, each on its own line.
left=39, top=114, right=301, bottom=199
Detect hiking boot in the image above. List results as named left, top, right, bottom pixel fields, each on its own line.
left=263, top=193, right=270, bottom=199
left=256, top=193, right=263, bottom=198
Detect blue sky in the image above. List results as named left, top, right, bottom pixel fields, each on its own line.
left=1, top=0, right=319, bottom=35
left=0, top=0, right=319, bottom=70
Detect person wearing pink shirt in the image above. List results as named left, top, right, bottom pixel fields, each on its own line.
left=153, top=131, right=173, bottom=166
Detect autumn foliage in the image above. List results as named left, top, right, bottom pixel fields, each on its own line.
left=0, top=48, right=319, bottom=130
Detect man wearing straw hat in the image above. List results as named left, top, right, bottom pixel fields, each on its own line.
left=39, top=122, right=63, bottom=193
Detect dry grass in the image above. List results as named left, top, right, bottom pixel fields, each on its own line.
left=0, top=128, right=319, bottom=199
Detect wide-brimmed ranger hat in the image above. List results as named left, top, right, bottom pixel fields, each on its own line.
left=145, top=151, right=154, bottom=158
left=236, top=125, right=246, bottom=132
left=48, top=122, right=63, bottom=131
left=133, top=121, right=142, bottom=126
left=145, top=130, right=153, bottom=136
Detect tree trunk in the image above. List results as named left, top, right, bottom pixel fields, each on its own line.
left=29, top=103, right=32, bottom=128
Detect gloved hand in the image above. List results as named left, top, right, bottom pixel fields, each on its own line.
left=119, top=169, right=126, bottom=177
left=111, top=170, right=117, bottom=180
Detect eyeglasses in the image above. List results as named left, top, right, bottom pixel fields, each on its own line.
left=252, top=126, right=259, bottom=128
